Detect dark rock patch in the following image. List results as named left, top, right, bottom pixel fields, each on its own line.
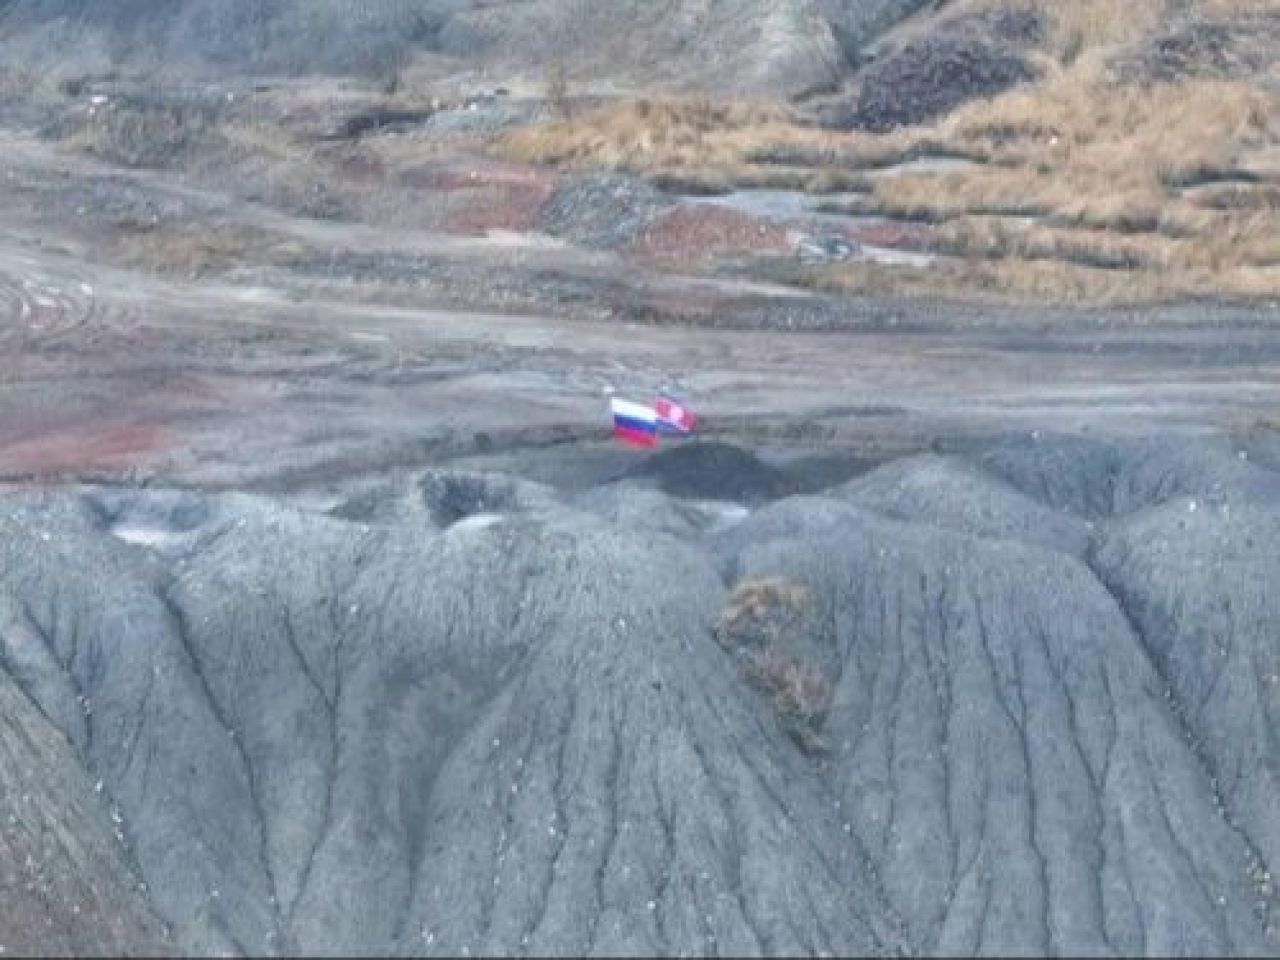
left=828, top=35, right=1036, bottom=132
left=626, top=441, right=793, bottom=503
left=536, top=172, right=674, bottom=250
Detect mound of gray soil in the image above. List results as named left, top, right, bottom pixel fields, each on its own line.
left=536, top=172, right=674, bottom=250
left=829, top=452, right=1094, bottom=555
left=1, top=432, right=1279, bottom=955
left=0, top=670, right=172, bottom=955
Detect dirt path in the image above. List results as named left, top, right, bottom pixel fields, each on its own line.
left=2, top=125, right=1279, bottom=490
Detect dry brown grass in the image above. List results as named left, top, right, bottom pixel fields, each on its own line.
left=64, top=101, right=215, bottom=168
left=940, top=71, right=1272, bottom=172
left=499, top=97, right=797, bottom=170
left=217, top=120, right=308, bottom=162
left=806, top=255, right=1280, bottom=306
left=1045, top=0, right=1163, bottom=63
left=741, top=644, right=833, bottom=755
left=492, top=0, right=1280, bottom=304
left=495, top=95, right=958, bottom=206
left=933, top=217, right=1175, bottom=269
left=718, top=577, right=813, bottom=633
left=863, top=61, right=1280, bottom=301
left=716, top=577, right=831, bottom=754
left=862, top=69, right=1278, bottom=281
left=495, top=96, right=903, bottom=194
left=496, top=95, right=934, bottom=183
left=111, top=225, right=307, bottom=279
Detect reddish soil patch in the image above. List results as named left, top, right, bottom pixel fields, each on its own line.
left=630, top=205, right=791, bottom=267
left=848, top=220, right=937, bottom=251
left=332, top=151, right=390, bottom=184
left=439, top=182, right=556, bottom=234
left=404, top=160, right=558, bottom=235
left=401, top=159, right=556, bottom=192
left=0, top=421, right=170, bottom=479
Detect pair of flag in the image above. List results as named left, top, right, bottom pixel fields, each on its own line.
left=610, top=394, right=695, bottom=448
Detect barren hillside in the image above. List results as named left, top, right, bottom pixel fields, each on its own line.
left=0, top=0, right=930, bottom=94
left=3, top=437, right=1280, bottom=956
left=1, top=2, right=1279, bottom=957
left=499, top=0, right=1280, bottom=303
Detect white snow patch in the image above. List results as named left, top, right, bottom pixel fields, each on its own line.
left=109, top=523, right=190, bottom=550
left=694, top=500, right=751, bottom=532
left=448, top=512, right=504, bottom=533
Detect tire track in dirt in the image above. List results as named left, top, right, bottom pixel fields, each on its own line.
left=0, top=272, right=97, bottom=346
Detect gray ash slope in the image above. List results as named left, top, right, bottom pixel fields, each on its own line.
left=0, top=666, right=171, bottom=955
left=0, top=0, right=930, bottom=94
left=2, top=433, right=1280, bottom=955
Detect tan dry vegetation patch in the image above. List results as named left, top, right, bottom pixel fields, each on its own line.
left=496, top=95, right=930, bottom=188
left=498, top=97, right=799, bottom=171
left=110, top=225, right=308, bottom=279
left=804, top=255, right=1280, bottom=306
left=860, top=67, right=1280, bottom=301
left=493, top=0, right=1280, bottom=304
left=715, top=577, right=831, bottom=755
left=630, top=204, right=792, bottom=267
left=217, top=119, right=309, bottom=163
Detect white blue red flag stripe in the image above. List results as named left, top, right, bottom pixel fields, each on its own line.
left=655, top=395, right=695, bottom=435
left=610, top=398, right=658, bottom=447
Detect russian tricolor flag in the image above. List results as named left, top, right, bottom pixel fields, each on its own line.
left=610, top=398, right=658, bottom=448
left=655, top=395, right=695, bottom=435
